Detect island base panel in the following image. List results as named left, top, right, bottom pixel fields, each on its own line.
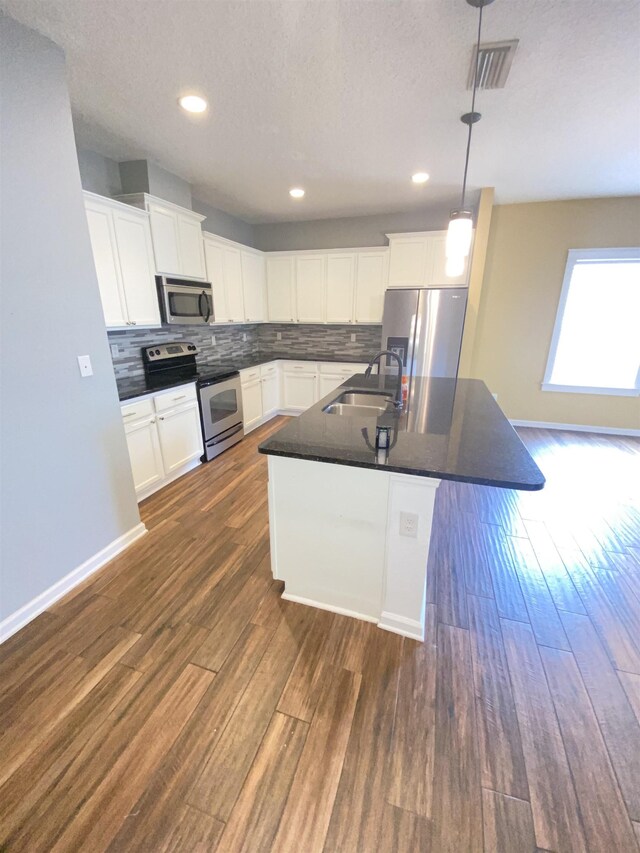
left=266, top=455, right=440, bottom=641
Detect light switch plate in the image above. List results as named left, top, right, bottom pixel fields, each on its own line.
left=242, top=333, right=247, bottom=342
left=77, top=354, right=93, bottom=377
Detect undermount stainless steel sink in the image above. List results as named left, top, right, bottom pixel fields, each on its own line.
left=323, top=390, right=394, bottom=417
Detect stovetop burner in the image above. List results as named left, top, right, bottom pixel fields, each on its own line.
left=142, top=341, right=238, bottom=390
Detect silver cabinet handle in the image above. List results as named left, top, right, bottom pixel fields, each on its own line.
left=150, top=418, right=155, bottom=424
left=131, top=321, right=137, bottom=325
left=158, top=416, right=165, bottom=420
left=123, top=412, right=137, bottom=418
left=173, top=395, right=187, bottom=401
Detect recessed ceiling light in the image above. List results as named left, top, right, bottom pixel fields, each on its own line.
left=411, top=172, right=430, bottom=184
left=289, top=188, right=305, bottom=199
left=178, top=95, right=207, bottom=113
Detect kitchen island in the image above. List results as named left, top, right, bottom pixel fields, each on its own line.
left=259, top=373, right=544, bottom=641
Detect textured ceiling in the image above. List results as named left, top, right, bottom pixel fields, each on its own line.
left=2, top=0, right=639, bottom=222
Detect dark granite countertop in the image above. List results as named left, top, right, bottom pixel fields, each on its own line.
left=258, top=374, right=545, bottom=491
left=116, top=353, right=372, bottom=401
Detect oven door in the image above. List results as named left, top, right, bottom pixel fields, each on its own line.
left=198, top=376, right=243, bottom=442
left=161, top=283, right=213, bottom=325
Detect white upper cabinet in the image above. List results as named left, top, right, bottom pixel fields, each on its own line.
left=84, top=191, right=160, bottom=329
left=117, top=194, right=206, bottom=280
left=266, top=256, right=295, bottom=322
left=387, top=230, right=469, bottom=288
left=295, top=255, right=325, bottom=322
left=326, top=254, right=356, bottom=323
left=111, top=207, right=160, bottom=326
left=241, top=250, right=266, bottom=323
left=85, top=199, right=126, bottom=327
left=203, top=233, right=265, bottom=323
left=222, top=246, right=245, bottom=322
left=354, top=251, right=387, bottom=323
left=203, top=237, right=228, bottom=322
left=176, top=212, right=207, bottom=279
left=146, top=200, right=181, bottom=276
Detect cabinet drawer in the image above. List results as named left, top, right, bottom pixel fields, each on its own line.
left=318, top=362, right=360, bottom=375
left=153, top=384, right=197, bottom=413
left=260, top=362, right=278, bottom=377
left=121, top=398, right=154, bottom=421
left=240, top=367, right=261, bottom=384
left=283, top=361, right=317, bottom=373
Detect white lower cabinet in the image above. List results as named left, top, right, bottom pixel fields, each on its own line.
left=124, top=415, right=164, bottom=496
left=318, top=373, right=346, bottom=398
left=282, top=364, right=318, bottom=411
left=261, top=369, right=280, bottom=417
left=121, top=385, right=203, bottom=501
left=241, top=379, right=264, bottom=432
left=156, top=403, right=203, bottom=474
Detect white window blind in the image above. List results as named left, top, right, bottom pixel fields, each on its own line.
left=543, top=248, right=640, bottom=396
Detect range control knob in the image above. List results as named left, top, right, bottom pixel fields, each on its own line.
left=155, top=349, right=161, bottom=355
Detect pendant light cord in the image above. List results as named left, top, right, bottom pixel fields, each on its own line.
left=460, top=2, right=484, bottom=209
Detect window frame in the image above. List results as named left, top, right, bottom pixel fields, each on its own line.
left=542, top=247, right=640, bottom=397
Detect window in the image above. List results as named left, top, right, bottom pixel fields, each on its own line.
left=543, top=248, right=640, bottom=396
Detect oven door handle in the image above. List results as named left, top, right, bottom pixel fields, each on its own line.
left=199, top=291, right=211, bottom=323
left=208, top=422, right=244, bottom=446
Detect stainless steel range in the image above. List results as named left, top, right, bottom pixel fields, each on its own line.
left=143, top=342, right=244, bottom=462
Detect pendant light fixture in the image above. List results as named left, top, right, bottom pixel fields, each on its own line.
left=446, top=0, right=495, bottom=276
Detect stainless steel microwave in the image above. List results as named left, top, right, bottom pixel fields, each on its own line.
left=156, top=275, right=214, bottom=325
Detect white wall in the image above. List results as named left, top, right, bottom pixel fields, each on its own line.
left=0, top=13, right=141, bottom=623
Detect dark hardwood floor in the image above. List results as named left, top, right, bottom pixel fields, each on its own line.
left=1, top=419, right=639, bottom=852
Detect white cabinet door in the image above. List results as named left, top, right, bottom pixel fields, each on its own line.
left=156, top=403, right=203, bottom=474
left=387, top=237, right=429, bottom=287
left=355, top=251, right=387, bottom=323
left=261, top=372, right=279, bottom=416
left=111, top=208, right=161, bottom=326
left=282, top=370, right=317, bottom=410
left=428, top=231, right=468, bottom=285
left=223, top=247, right=245, bottom=322
left=241, top=379, right=263, bottom=429
left=318, top=373, right=344, bottom=399
left=242, top=251, right=266, bottom=322
left=177, top=213, right=206, bottom=279
left=267, top=256, right=295, bottom=321
left=295, top=255, right=325, bottom=322
left=147, top=201, right=181, bottom=275
left=326, top=254, right=356, bottom=323
left=124, top=416, right=164, bottom=495
left=85, top=202, right=127, bottom=327
left=203, top=238, right=229, bottom=322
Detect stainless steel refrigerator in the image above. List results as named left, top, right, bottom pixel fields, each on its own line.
left=380, top=287, right=467, bottom=379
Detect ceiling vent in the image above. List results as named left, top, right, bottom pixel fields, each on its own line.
left=467, top=39, right=519, bottom=90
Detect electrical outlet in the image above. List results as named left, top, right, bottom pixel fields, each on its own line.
left=211, top=335, right=216, bottom=346
left=77, top=354, right=93, bottom=377
left=350, top=333, right=357, bottom=343
left=276, top=332, right=282, bottom=341
left=399, top=511, right=419, bottom=538
left=242, top=332, right=247, bottom=342
left=110, top=344, right=118, bottom=358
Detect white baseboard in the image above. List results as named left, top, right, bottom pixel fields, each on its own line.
left=0, top=522, right=147, bottom=645
left=378, top=610, right=425, bottom=642
left=510, top=419, right=640, bottom=438
left=281, top=592, right=378, bottom=624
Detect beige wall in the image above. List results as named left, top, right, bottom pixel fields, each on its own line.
left=470, top=196, right=640, bottom=430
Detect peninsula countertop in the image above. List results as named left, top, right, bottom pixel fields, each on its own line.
left=259, top=374, right=545, bottom=490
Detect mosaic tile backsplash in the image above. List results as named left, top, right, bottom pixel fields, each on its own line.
left=108, top=323, right=382, bottom=384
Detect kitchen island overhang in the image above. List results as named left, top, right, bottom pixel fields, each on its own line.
left=259, top=375, right=544, bottom=641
